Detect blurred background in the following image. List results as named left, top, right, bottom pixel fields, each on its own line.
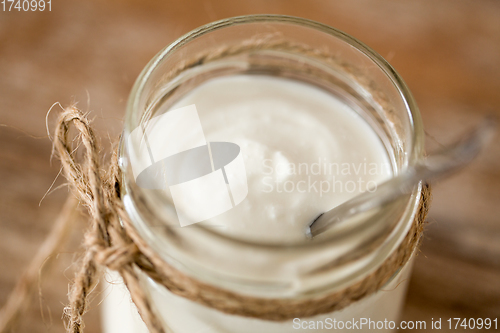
left=0, top=0, right=499, bottom=332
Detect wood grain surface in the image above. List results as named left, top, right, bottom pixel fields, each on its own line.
left=0, top=1, right=499, bottom=332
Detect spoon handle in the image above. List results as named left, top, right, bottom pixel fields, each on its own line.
left=306, top=117, right=496, bottom=239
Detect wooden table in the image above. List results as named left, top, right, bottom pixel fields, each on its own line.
left=1, top=1, right=499, bottom=332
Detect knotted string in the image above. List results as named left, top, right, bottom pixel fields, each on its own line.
left=0, top=105, right=431, bottom=333
left=53, top=106, right=165, bottom=333
left=0, top=36, right=433, bottom=331
left=54, top=106, right=432, bottom=331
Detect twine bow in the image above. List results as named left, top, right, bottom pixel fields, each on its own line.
left=0, top=37, right=432, bottom=332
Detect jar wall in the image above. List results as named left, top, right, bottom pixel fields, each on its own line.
left=103, top=256, right=414, bottom=333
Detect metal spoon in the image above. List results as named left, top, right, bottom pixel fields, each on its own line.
left=306, top=117, right=496, bottom=239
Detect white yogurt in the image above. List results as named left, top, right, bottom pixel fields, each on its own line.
left=165, top=75, right=391, bottom=243
left=103, top=75, right=409, bottom=333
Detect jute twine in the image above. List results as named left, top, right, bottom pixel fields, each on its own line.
left=0, top=37, right=431, bottom=333
left=44, top=107, right=429, bottom=333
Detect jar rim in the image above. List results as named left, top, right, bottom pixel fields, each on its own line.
left=123, top=14, right=424, bottom=250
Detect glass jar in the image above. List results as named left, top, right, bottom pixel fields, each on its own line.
left=103, top=15, right=425, bottom=333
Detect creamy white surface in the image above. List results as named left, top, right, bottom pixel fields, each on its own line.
left=164, top=75, right=392, bottom=242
